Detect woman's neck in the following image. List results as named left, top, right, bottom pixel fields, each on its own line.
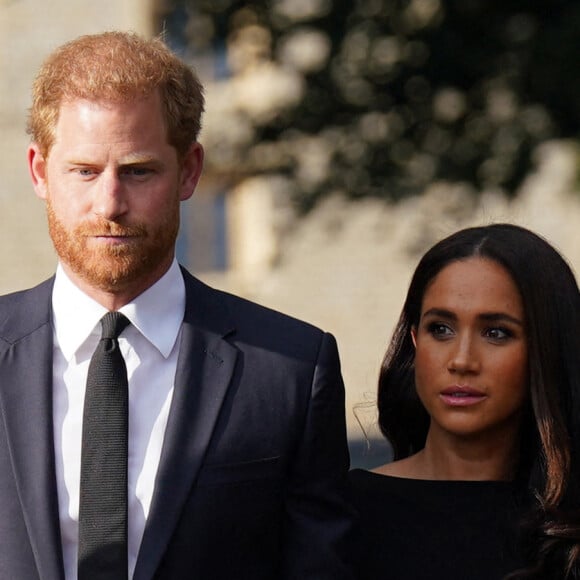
left=416, top=432, right=519, bottom=480
left=375, top=424, right=520, bottom=481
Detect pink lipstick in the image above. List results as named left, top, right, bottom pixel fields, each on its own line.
left=439, top=385, right=487, bottom=407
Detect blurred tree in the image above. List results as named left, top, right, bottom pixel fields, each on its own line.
left=157, top=0, right=580, bottom=211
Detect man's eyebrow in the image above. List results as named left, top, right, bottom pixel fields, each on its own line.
left=118, top=154, right=161, bottom=165
left=65, top=158, right=97, bottom=166
left=65, top=154, right=160, bottom=165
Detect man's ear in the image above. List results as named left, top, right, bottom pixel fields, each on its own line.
left=179, top=142, right=204, bottom=202
left=411, top=326, right=418, bottom=348
left=28, top=143, right=48, bottom=200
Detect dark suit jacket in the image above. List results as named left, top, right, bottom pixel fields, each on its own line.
left=0, top=268, right=354, bottom=579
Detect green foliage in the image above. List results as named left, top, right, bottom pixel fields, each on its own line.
left=160, top=0, right=580, bottom=211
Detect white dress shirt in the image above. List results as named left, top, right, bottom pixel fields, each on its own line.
left=52, top=260, right=185, bottom=580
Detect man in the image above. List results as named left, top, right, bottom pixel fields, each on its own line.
left=0, top=32, right=354, bottom=579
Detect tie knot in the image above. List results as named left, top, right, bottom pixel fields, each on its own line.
left=100, top=311, right=130, bottom=340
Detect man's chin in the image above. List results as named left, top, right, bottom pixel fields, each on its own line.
left=76, top=269, right=138, bottom=293
left=52, top=228, right=177, bottom=295
left=67, top=255, right=151, bottom=293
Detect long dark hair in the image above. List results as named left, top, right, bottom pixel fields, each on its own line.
left=377, top=223, right=580, bottom=578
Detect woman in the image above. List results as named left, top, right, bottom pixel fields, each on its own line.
left=350, top=223, right=580, bottom=579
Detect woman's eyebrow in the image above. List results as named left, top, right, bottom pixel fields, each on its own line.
left=478, top=312, right=524, bottom=326
left=421, top=308, right=456, bottom=320
left=422, top=308, right=523, bottom=327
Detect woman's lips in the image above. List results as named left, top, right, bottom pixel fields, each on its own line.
left=439, top=385, right=487, bottom=407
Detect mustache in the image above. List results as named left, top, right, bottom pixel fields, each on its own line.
left=76, top=220, right=147, bottom=237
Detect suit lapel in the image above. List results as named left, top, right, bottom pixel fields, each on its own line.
left=0, top=280, right=64, bottom=580
left=133, top=272, right=237, bottom=580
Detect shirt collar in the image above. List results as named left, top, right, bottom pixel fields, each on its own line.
left=52, top=260, right=186, bottom=360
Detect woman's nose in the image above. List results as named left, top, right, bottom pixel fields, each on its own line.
left=447, top=335, right=481, bottom=374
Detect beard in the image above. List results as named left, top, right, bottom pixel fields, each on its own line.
left=46, top=198, right=180, bottom=293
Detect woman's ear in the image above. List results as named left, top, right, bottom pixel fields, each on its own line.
left=411, top=326, right=417, bottom=348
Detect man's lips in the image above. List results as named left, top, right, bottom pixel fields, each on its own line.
left=78, top=221, right=147, bottom=239
left=439, top=385, right=487, bottom=407
left=92, top=234, right=139, bottom=239
left=89, top=234, right=140, bottom=244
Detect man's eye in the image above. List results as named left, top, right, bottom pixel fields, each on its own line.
left=123, top=167, right=152, bottom=177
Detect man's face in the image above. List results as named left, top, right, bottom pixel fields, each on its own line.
left=28, top=93, right=203, bottom=300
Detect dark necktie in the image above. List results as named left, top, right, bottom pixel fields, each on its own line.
left=78, top=311, right=130, bottom=580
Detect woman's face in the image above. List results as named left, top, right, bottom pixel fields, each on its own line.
left=412, top=257, right=528, bottom=442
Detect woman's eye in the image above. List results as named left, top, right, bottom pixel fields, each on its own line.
left=485, top=327, right=512, bottom=341
left=427, top=322, right=453, bottom=338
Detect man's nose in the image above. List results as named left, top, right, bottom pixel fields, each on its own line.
left=92, top=171, right=128, bottom=220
